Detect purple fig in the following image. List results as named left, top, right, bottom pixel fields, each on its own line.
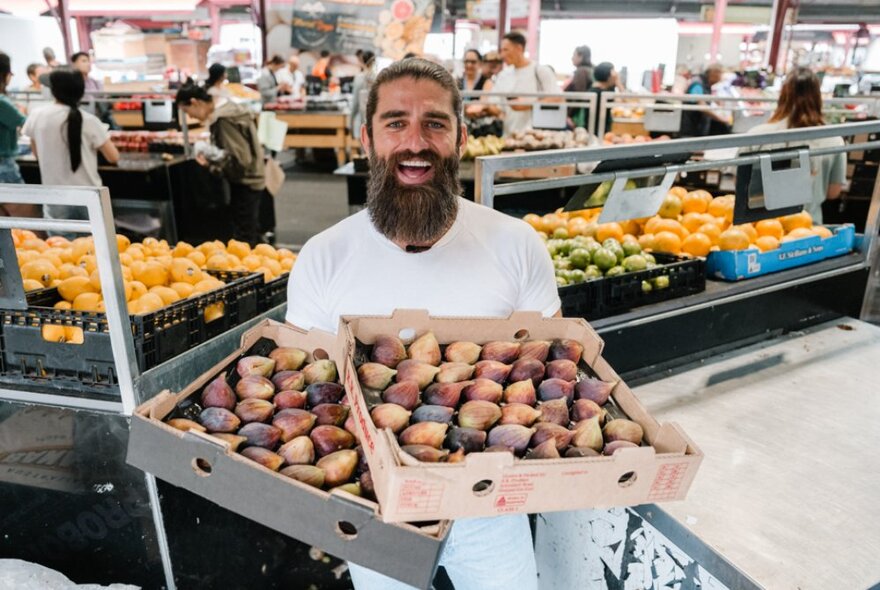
left=447, top=448, right=466, bottom=463
left=167, top=418, right=206, bottom=433
left=526, top=439, right=560, bottom=459
left=401, top=444, right=450, bottom=463
left=530, top=422, right=573, bottom=452
left=545, top=359, right=578, bottom=382
left=269, top=347, right=308, bottom=371
left=306, top=381, right=345, bottom=407
left=201, top=374, right=236, bottom=410
left=411, top=404, right=455, bottom=424
left=238, top=422, right=282, bottom=450
left=508, top=358, right=546, bottom=386
left=399, top=421, right=448, bottom=449
left=281, top=464, right=324, bottom=488
left=234, top=398, right=275, bottom=423
left=444, top=341, right=482, bottom=364
left=236, top=355, right=275, bottom=378
left=359, top=471, right=376, bottom=500
left=445, top=426, right=487, bottom=454
left=457, top=400, right=502, bottom=431
left=396, top=359, right=441, bottom=389
left=235, top=375, right=275, bottom=400
left=310, top=425, right=356, bottom=457
left=332, top=482, right=362, bottom=497
left=311, top=403, right=349, bottom=427
left=473, top=360, right=512, bottom=384
left=503, top=380, right=537, bottom=406
left=317, top=449, right=358, bottom=487
left=536, top=398, right=570, bottom=427
left=344, top=414, right=360, bottom=441
left=407, top=331, right=441, bottom=366
left=272, top=370, right=305, bottom=392
left=240, top=447, right=284, bottom=471
left=571, top=399, right=605, bottom=424
left=500, top=403, right=541, bottom=427
left=462, top=379, right=503, bottom=404
left=274, top=389, right=307, bottom=410
left=209, top=432, right=246, bottom=451
left=485, top=444, right=515, bottom=454
left=537, top=378, right=575, bottom=404
left=575, top=378, right=616, bottom=406
left=549, top=339, right=584, bottom=363
left=486, top=424, right=534, bottom=456
left=518, top=340, right=550, bottom=362
left=272, top=408, right=317, bottom=442
left=370, top=334, right=407, bottom=368
left=480, top=341, right=521, bottom=364
left=302, top=359, right=338, bottom=385
left=278, top=436, right=314, bottom=465
left=382, top=380, right=421, bottom=410
left=436, top=362, right=476, bottom=383
left=355, top=444, right=369, bottom=473
left=571, top=417, right=604, bottom=451
left=423, top=381, right=470, bottom=407
left=357, top=362, right=398, bottom=390
left=603, top=419, right=644, bottom=445
left=199, top=407, right=241, bottom=433
left=603, top=440, right=639, bottom=456
left=370, top=403, right=412, bottom=434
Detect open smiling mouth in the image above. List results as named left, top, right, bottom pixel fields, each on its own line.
left=396, top=159, right=435, bottom=184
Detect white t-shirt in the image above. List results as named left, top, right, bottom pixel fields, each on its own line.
left=493, top=62, right=558, bottom=135
left=275, top=69, right=306, bottom=98
left=285, top=198, right=560, bottom=333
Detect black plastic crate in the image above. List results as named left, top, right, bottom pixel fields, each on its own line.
left=602, top=253, right=706, bottom=314
left=558, top=279, right=603, bottom=320
left=193, top=270, right=262, bottom=343
left=257, top=272, right=289, bottom=312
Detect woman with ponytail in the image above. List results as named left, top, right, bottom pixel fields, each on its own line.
left=22, top=68, right=119, bottom=222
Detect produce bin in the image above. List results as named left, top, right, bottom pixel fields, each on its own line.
left=257, top=272, right=290, bottom=312
left=342, top=310, right=703, bottom=523
left=127, top=320, right=449, bottom=589
left=706, top=224, right=856, bottom=281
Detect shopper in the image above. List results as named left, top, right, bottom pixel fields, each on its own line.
left=25, top=64, right=46, bottom=92
left=175, top=82, right=268, bottom=246
left=258, top=55, right=292, bottom=104
left=349, top=50, right=376, bottom=140
left=587, top=62, right=618, bottom=135
left=311, top=50, right=332, bottom=81
left=43, top=47, right=60, bottom=69
left=459, top=49, right=493, bottom=92
left=492, top=31, right=560, bottom=135
left=71, top=51, right=116, bottom=129
left=22, top=68, right=120, bottom=224
left=286, top=57, right=558, bottom=590
left=680, top=63, right=730, bottom=136
left=744, top=67, right=845, bottom=224
left=482, top=51, right=503, bottom=81
left=275, top=55, right=306, bottom=99
left=0, top=53, right=26, bottom=186
left=205, top=63, right=229, bottom=98
left=565, top=46, right=593, bottom=129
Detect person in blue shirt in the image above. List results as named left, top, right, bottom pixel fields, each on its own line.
left=681, top=63, right=731, bottom=136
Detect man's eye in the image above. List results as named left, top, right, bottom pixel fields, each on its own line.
left=427, top=121, right=445, bottom=129
left=387, top=121, right=403, bottom=128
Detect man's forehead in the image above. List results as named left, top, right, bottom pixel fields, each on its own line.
left=375, top=78, right=454, bottom=114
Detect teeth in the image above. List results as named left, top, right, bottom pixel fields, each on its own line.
left=400, top=160, right=431, bottom=167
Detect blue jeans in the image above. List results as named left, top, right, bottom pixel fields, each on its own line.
left=348, top=514, right=538, bottom=590
left=0, top=157, right=23, bottom=184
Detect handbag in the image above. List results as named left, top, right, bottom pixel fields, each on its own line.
left=264, top=157, right=285, bottom=197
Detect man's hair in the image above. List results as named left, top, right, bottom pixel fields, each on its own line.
left=502, top=32, right=527, bottom=48
left=267, top=55, right=284, bottom=66
left=43, top=47, right=55, bottom=60
left=175, top=79, right=213, bottom=105
left=365, top=58, right=462, bottom=144
left=27, top=63, right=42, bottom=78
left=593, top=62, right=614, bottom=83
left=71, top=52, right=89, bottom=63
left=704, top=63, right=723, bottom=75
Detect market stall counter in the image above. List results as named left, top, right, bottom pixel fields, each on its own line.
left=266, top=107, right=351, bottom=167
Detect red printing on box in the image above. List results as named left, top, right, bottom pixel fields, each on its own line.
left=397, top=479, right=444, bottom=514
left=648, top=462, right=689, bottom=501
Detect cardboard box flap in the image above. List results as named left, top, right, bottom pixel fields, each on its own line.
left=653, top=423, right=688, bottom=454
left=144, top=390, right=177, bottom=421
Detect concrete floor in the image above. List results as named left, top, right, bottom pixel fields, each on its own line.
left=273, top=159, right=350, bottom=250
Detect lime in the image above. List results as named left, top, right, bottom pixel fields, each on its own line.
left=605, top=265, right=626, bottom=278
left=584, top=265, right=602, bottom=279
left=641, top=280, right=653, bottom=293
left=622, top=240, right=642, bottom=257
left=603, top=239, right=625, bottom=263
left=552, top=227, right=569, bottom=239
left=643, top=253, right=656, bottom=264
left=652, top=275, right=670, bottom=290
left=568, top=269, right=586, bottom=284
left=569, top=248, right=592, bottom=270
left=546, top=240, right=560, bottom=257
left=592, top=247, right=618, bottom=271
left=553, top=258, right=572, bottom=271
left=556, top=275, right=569, bottom=287
left=622, top=254, right=648, bottom=272
left=557, top=240, right=575, bottom=256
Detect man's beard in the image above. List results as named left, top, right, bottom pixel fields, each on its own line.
left=366, top=147, right=462, bottom=245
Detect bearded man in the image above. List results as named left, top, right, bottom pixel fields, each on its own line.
left=285, top=58, right=560, bottom=589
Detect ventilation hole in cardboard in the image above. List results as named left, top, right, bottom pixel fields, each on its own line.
left=513, top=329, right=530, bottom=341
left=472, top=479, right=495, bottom=496
left=313, top=348, right=329, bottom=360
left=335, top=521, right=358, bottom=540
left=192, top=458, right=213, bottom=477
left=617, top=471, right=637, bottom=487
left=398, top=328, right=416, bottom=343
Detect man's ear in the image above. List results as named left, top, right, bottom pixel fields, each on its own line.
left=360, top=124, right=371, bottom=157
left=457, top=123, right=468, bottom=158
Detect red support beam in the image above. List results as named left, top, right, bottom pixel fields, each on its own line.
left=526, top=0, right=540, bottom=60
left=497, top=0, right=508, bottom=47
left=709, top=0, right=727, bottom=61
left=76, top=16, right=92, bottom=53
left=766, top=0, right=794, bottom=73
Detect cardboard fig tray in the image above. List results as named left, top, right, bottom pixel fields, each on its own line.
left=127, top=320, right=449, bottom=589
left=342, top=310, right=703, bottom=523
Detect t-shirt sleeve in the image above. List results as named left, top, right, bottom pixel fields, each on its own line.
left=517, top=227, right=561, bottom=317
left=0, top=99, right=26, bottom=130
left=83, top=113, right=110, bottom=150
left=285, top=241, right=334, bottom=332
left=537, top=65, right=558, bottom=94
left=830, top=151, right=847, bottom=185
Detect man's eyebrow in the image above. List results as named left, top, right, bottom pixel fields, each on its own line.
left=379, top=110, right=408, bottom=120
left=424, top=111, right=452, bottom=121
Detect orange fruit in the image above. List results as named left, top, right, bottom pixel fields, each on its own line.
left=718, top=228, right=751, bottom=251
left=254, top=266, right=276, bottom=282
left=682, top=190, right=711, bottom=214
left=58, top=276, right=96, bottom=301
left=736, top=224, right=758, bottom=244
left=566, top=217, right=589, bottom=237
left=523, top=213, right=542, bottom=231
left=70, top=237, right=95, bottom=261
left=619, top=219, right=641, bottom=237
left=64, top=326, right=85, bottom=344
left=186, top=251, right=207, bottom=267
left=128, top=280, right=148, bottom=301
left=241, top=255, right=262, bottom=271
left=54, top=300, right=73, bottom=310
left=755, top=219, right=784, bottom=240
left=780, top=211, right=812, bottom=233
left=16, top=249, right=40, bottom=266
left=643, top=216, right=663, bottom=235
left=262, top=258, right=283, bottom=276
left=42, top=324, right=67, bottom=343
left=681, top=232, right=712, bottom=257
left=136, top=293, right=165, bottom=314
left=707, top=195, right=734, bottom=219
left=21, top=259, right=60, bottom=286
left=280, top=258, right=294, bottom=271
left=596, top=222, right=624, bottom=243
left=653, top=218, right=689, bottom=240
left=21, top=238, right=49, bottom=252
left=755, top=236, right=780, bottom=252
left=171, top=258, right=204, bottom=285
left=172, top=241, right=195, bottom=258
left=41, top=250, right=64, bottom=268
left=653, top=231, right=682, bottom=254
left=133, top=261, right=169, bottom=289
left=812, top=226, right=833, bottom=239
left=205, top=253, right=233, bottom=271
left=657, top=194, right=682, bottom=219
left=782, top=227, right=814, bottom=242
left=193, top=278, right=223, bottom=294
left=697, top=222, right=722, bottom=245
left=254, top=244, right=279, bottom=260
left=681, top=212, right=706, bottom=234
left=77, top=255, right=98, bottom=275
left=541, top=213, right=567, bottom=234
left=170, top=282, right=195, bottom=298
left=149, top=286, right=181, bottom=306
left=668, top=186, right=688, bottom=199
left=116, top=234, right=131, bottom=253
left=277, top=248, right=296, bottom=261
left=227, top=239, right=252, bottom=259
left=204, top=302, right=226, bottom=323
left=46, top=236, right=70, bottom=248
left=22, top=278, right=45, bottom=291
left=637, top=233, right=656, bottom=251
left=72, top=292, right=103, bottom=312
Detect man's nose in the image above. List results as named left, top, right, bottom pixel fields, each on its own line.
left=398, top=122, right=430, bottom=152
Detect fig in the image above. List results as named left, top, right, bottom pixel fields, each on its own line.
left=235, top=375, right=275, bottom=400
left=272, top=370, right=305, bottom=392
left=423, top=381, right=470, bottom=408
left=370, top=403, right=412, bottom=434
left=444, top=341, right=482, bottom=364
left=274, top=389, right=307, bottom=411
left=457, top=400, right=501, bottom=431
left=359, top=471, right=376, bottom=500
left=355, top=444, right=369, bottom=473
left=278, top=436, right=315, bottom=465
left=603, top=419, right=644, bottom=445
left=462, top=379, right=503, bottom=404
left=357, top=362, right=398, bottom=390
left=302, top=359, right=337, bottom=385
left=530, top=422, right=573, bottom=452
left=500, top=403, right=541, bottom=427
left=236, top=355, right=275, bottom=378
left=485, top=444, right=515, bottom=454
left=333, top=482, right=362, bottom=497
left=240, top=447, right=284, bottom=471
left=436, top=362, right=476, bottom=383
left=503, top=380, right=537, bottom=406
left=311, top=403, right=349, bottom=427
left=209, top=433, right=247, bottom=451
left=486, top=424, right=534, bottom=456
left=549, top=339, right=584, bottom=363
left=445, top=426, right=487, bottom=454
left=317, top=449, right=358, bottom=487
left=526, top=439, right=560, bottom=460
left=310, top=425, right=356, bottom=457
left=272, top=408, right=317, bottom=442
left=401, top=445, right=450, bottom=463
left=537, top=378, right=575, bottom=404
left=396, top=360, right=441, bottom=389
left=238, top=423, right=282, bottom=450
left=199, top=407, right=241, bottom=433
left=344, top=414, right=360, bottom=441
left=603, top=440, right=639, bottom=455
left=407, top=331, right=441, bottom=366
left=201, top=374, right=236, bottom=410
left=518, top=340, right=550, bottom=362
left=480, top=341, right=521, bottom=364
left=281, top=464, right=324, bottom=488
left=575, top=378, right=616, bottom=406
left=508, top=358, right=545, bottom=387
left=382, top=380, right=421, bottom=410
left=571, top=399, right=605, bottom=424
left=571, top=417, right=603, bottom=451
left=447, top=448, right=466, bottom=463
left=234, top=398, right=275, bottom=424
left=167, top=418, right=206, bottom=433
left=306, top=382, right=345, bottom=407
left=545, top=359, right=578, bottom=382
left=473, top=360, right=512, bottom=384
left=411, top=404, right=455, bottom=424
left=565, top=446, right=600, bottom=458
left=269, top=347, right=308, bottom=372
left=370, top=334, right=407, bottom=368
left=399, top=422, right=448, bottom=449
left=536, top=398, right=570, bottom=427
